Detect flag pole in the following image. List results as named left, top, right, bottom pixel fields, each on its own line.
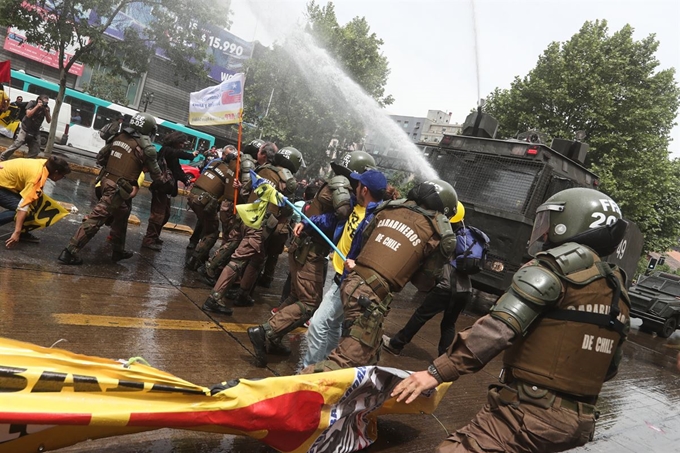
left=234, top=109, right=243, bottom=213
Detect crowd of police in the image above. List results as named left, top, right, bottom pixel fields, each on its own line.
left=1, top=110, right=636, bottom=452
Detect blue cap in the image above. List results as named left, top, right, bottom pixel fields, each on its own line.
left=350, top=169, right=387, bottom=194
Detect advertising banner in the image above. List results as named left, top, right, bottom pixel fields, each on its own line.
left=0, top=337, right=450, bottom=453
left=3, top=27, right=85, bottom=76
left=189, top=73, right=244, bottom=125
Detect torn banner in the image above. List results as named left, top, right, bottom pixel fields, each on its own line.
left=0, top=337, right=450, bottom=453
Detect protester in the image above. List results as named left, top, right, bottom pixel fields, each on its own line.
left=0, top=94, right=51, bottom=161
left=0, top=156, right=71, bottom=247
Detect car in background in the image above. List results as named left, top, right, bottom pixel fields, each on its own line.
left=181, top=164, right=201, bottom=183
left=629, top=271, right=680, bottom=338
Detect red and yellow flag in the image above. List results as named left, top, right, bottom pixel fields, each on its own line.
left=0, top=337, right=449, bottom=453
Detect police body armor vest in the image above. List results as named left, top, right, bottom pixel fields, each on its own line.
left=195, top=160, right=232, bottom=198
left=503, top=245, right=630, bottom=397
left=105, top=133, right=146, bottom=181
left=356, top=202, right=438, bottom=292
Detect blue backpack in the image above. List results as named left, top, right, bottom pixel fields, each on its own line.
left=452, top=225, right=490, bottom=274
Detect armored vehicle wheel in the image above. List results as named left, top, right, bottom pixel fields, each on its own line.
left=658, top=316, right=678, bottom=339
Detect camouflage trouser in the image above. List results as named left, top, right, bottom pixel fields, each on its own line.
left=67, top=178, right=130, bottom=253
left=187, top=192, right=219, bottom=263
left=213, top=224, right=264, bottom=295
left=436, top=386, right=596, bottom=453
left=143, top=190, right=170, bottom=243
left=282, top=240, right=327, bottom=307
left=300, top=272, right=384, bottom=374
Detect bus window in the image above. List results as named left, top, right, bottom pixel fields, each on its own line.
left=64, top=96, right=95, bottom=127
left=197, top=138, right=210, bottom=152
left=94, top=107, right=123, bottom=130
left=156, top=124, right=173, bottom=146
left=26, top=84, right=58, bottom=100
left=9, top=77, right=24, bottom=90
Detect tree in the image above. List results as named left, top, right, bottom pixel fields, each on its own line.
left=241, top=1, right=393, bottom=175
left=82, top=72, right=129, bottom=105
left=0, top=0, right=231, bottom=155
left=483, top=20, right=680, bottom=252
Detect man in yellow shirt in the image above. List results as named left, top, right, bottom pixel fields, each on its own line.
left=0, top=156, right=71, bottom=247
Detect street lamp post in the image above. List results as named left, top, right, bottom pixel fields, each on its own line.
left=142, top=91, right=154, bottom=112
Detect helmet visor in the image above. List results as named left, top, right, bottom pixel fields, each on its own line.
left=528, top=202, right=565, bottom=256
left=528, top=210, right=551, bottom=257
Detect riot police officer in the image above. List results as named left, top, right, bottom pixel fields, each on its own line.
left=197, top=139, right=263, bottom=282
left=202, top=143, right=302, bottom=315
left=392, top=187, right=631, bottom=453
left=185, top=145, right=256, bottom=270
left=302, top=179, right=459, bottom=373
left=58, top=113, right=167, bottom=265
left=247, top=151, right=376, bottom=367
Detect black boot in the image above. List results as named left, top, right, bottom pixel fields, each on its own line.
left=202, top=294, right=233, bottom=315
left=185, top=255, right=201, bottom=271
left=247, top=326, right=267, bottom=367
left=197, top=265, right=217, bottom=286
left=257, top=275, right=273, bottom=288
left=112, top=250, right=134, bottom=262
left=233, top=289, right=255, bottom=307
left=267, top=337, right=291, bottom=356
left=58, top=248, right=83, bottom=265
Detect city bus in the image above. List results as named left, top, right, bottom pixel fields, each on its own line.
left=7, top=69, right=215, bottom=154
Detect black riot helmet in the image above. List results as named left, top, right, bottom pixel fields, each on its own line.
left=243, top=139, right=266, bottom=159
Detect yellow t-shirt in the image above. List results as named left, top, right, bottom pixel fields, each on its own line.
left=0, top=158, right=48, bottom=207
left=332, top=203, right=366, bottom=274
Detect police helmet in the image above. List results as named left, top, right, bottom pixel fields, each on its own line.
left=129, top=112, right=157, bottom=136
left=275, top=146, right=306, bottom=174
left=408, top=179, right=459, bottom=218
left=528, top=188, right=628, bottom=257
left=330, top=151, right=376, bottom=179
left=243, top=139, right=265, bottom=159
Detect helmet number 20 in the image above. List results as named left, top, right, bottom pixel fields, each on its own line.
left=589, top=212, right=618, bottom=228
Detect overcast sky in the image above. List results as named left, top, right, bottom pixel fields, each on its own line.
left=229, top=0, right=680, bottom=157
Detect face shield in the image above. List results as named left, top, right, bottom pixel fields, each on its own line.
left=527, top=202, right=564, bottom=257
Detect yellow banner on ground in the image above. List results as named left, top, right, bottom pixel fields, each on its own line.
left=0, top=337, right=449, bottom=453
left=17, top=192, right=70, bottom=232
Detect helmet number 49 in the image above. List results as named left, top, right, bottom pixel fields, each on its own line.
left=589, top=212, right=618, bottom=228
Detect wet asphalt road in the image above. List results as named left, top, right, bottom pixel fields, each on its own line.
left=0, top=149, right=679, bottom=453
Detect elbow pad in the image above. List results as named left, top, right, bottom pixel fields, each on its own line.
left=490, top=265, right=562, bottom=336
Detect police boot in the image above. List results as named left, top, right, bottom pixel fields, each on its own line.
left=257, top=275, right=273, bottom=288
left=202, top=293, right=233, bottom=316
left=267, top=336, right=291, bottom=356
left=247, top=326, right=267, bottom=367
left=112, top=250, right=134, bottom=262
left=197, top=265, right=217, bottom=286
left=58, top=248, right=83, bottom=265
left=185, top=255, right=201, bottom=271
left=232, top=288, right=255, bottom=307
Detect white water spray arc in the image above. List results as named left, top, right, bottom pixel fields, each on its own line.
left=242, top=1, right=439, bottom=181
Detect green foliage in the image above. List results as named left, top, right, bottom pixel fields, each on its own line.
left=242, top=1, right=393, bottom=174
left=82, top=72, right=129, bottom=105
left=483, top=20, right=680, bottom=253
left=0, top=0, right=231, bottom=154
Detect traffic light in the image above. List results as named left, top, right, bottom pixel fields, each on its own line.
left=648, top=258, right=658, bottom=270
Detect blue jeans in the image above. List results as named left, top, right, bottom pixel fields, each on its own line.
left=303, top=282, right=344, bottom=367
left=0, top=188, right=21, bottom=226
